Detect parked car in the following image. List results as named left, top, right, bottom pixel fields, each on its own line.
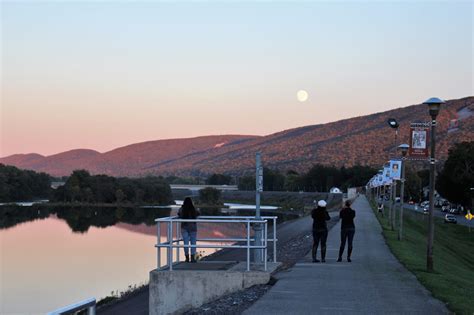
left=441, top=204, right=451, bottom=212
left=449, top=207, right=461, bottom=215
left=420, top=201, right=429, bottom=207
left=444, top=214, right=457, bottom=224
left=423, top=206, right=429, bottom=215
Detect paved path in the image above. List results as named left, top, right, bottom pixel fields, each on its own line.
left=245, top=196, right=448, bottom=315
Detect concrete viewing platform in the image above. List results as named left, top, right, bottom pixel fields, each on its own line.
left=244, top=196, right=448, bottom=315
left=149, top=261, right=280, bottom=314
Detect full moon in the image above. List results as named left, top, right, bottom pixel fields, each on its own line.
left=297, top=90, right=309, bottom=102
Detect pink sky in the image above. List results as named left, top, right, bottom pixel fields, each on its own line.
left=1, top=2, right=472, bottom=157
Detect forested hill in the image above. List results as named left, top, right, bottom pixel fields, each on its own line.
left=1, top=97, right=473, bottom=177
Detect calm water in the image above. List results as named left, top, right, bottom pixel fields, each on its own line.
left=0, top=204, right=292, bottom=314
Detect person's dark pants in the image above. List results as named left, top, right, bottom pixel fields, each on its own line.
left=339, top=228, right=355, bottom=259
left=312, top=229, right=328, bottom=261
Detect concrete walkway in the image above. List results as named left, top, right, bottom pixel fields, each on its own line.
left=245, top=196, right=448, bottom=315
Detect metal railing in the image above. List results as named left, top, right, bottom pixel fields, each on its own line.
left=155, top=216, right=278, bottom=271
left=48, top=298, right=96, bottom=315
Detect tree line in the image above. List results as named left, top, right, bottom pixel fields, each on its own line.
left=52, top=170, right=174, bottom=205
left=236, top=164, right=378, bottom=192
left=0, top=164, right=51, bottom=202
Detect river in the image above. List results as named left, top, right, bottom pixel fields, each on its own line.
left=0, top=202, right=293, bottom=314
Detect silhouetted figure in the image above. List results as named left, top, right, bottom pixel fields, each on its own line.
left=312, top=200, right=331, bottom=263
left=338, top=200, right=356, bottom=262
left=178, top=197, right=200, bottom=263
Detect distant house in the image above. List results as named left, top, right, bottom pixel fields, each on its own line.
left=51, top=181, right=66, bottom=189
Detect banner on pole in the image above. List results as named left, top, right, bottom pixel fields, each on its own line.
left=390, top=160, right=402, bottom=180
left=257, top=167, right=263, bottom=192
left=409, top=123, right=430, bottom=158
left=383, top=167, right=392, bottom=185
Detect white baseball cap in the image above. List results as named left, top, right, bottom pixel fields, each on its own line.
left=318, top=200, right=327, bottom=207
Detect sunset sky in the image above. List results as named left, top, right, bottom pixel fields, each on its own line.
left=1, top=1, right=472, bottom=157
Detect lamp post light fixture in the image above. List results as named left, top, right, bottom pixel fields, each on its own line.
left=387, top=118, right=399, bottom=129
left=424, top=97, right=444, bottom=272
left=398, top=144, right=409, bottom=241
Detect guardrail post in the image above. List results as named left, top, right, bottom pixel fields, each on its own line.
left=247, top=221, right=250, bottom=271
left=273, top=217, right=277, bottom=263
left=175, top=221, right=180, bottom=263
left=264, top=221, right=268, bottom=271
left=157, top=222, right=161, bottom=269
left=169, top=220, right=173, bottom=270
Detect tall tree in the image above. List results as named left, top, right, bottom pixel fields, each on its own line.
left=436, top=142, right=474, bottom=207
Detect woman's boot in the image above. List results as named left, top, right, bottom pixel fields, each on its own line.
left=312, top=243, right=320, bottom=263
left=191, top=254, right=197, bottom=263
left=337, top=247, right=343, bottom=262
left=185, top=254, right=190, bottom=262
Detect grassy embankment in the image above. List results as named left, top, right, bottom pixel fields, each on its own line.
left=370, top=200, right=474, bottom=314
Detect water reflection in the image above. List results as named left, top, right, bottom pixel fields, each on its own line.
left=0, top=205, right=171, bottom=233
left=0, top=204, right=297, bottom=234
left=0, top=204, right=298, bottom=314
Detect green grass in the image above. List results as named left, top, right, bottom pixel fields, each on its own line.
left=370, top=201, right=474, bottom=315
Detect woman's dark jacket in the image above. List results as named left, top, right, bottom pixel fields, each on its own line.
left=178, top=207, right=200, bottom=232
left=339, top=207, right=356, bottom=230
left=311, top=206, right=331, bottom=231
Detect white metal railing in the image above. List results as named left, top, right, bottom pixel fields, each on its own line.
left=155, top=216, right=278, bottom=272
left=48, top=298, right=96, bottom=315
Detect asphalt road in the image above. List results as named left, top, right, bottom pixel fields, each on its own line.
left=244, top=196, right=448, bottom=315
left=403, top=203, right=474, bottom=227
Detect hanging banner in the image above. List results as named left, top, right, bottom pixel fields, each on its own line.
left=390, top=160, right=402, bottom=180
left=409, top=123, right=430, bottom=158
left=257, top=166, right=263, bottom=192
left=377, top=174, right=384, bottom=186
left=383, top=167, right=392, bottom=185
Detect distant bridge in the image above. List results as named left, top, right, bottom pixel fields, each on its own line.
left=170, top=184, right=238, bottom=191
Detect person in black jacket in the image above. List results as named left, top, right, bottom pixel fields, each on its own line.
left=337, top=200, right=356, bottom=262
left=178, top=197, right=200, bottom=263
left=312, top=200, right=331, bottom=263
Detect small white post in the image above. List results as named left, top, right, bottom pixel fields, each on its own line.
left=273, top=217, right=277, bottom=263
left=157, top=222, right=161, bottom=269
left=247, top=221, right=250, bottom=271
left=264, top=221, right=268, bottom=271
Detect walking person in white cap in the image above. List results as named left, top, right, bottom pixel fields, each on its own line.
left=311, top=200, right=331, bottom=263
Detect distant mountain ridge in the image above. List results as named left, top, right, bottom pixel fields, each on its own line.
left=2, top=97, right=473, bottom=177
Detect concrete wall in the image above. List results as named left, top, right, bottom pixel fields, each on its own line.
left=347, top=188, right=358, bottom=200
left=149, top=269, right=270, bottom=315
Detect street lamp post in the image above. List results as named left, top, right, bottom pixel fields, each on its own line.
left=424, top=97, right=444, bottom=272
left=398, top=144, right=409, bottom=241
left=387, top=118, right=399, bottom=231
